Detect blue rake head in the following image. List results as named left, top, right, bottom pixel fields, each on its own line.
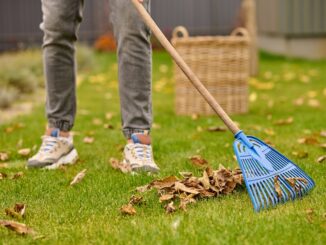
left=233, top=131, right=315, bottom=212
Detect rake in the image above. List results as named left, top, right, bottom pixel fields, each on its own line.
left=132, top=0, right=315, bottom=211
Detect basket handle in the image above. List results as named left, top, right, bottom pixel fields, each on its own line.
left=231, top=27, right=250, bottom=38
left=172, top=26, right=189, bottom=38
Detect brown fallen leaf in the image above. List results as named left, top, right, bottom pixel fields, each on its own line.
left=308, top=99, right=320, bottom=108
left=151, top=176, right=178, bottom=189
left=306, top=208, right=314, bottom=223
left=179, top=172, right=193, bottom=178
left=11, top=172, right=24, bottom=180
left=207, top=126, right=227, bottom=132
left=18, top=148, right=31, bottom=157
left=5, top=203, right=26, bottom=220
left=120, top=204, right=136, bottom=215
left=285, top=177, right=308, bottom=187
left=92, top=118, right=103, bottom=126
left=320, top=131, right=326, bottom=138
left=136, top=184, right=151, bottom=193
left=293, top=97, right=305, bottom=106
left=129, top=195, right=143, bottom=205
left=191, top=114, right=199, bottom=120
left=0, top=220, right=35, bottom=235
left=0, top=163, right=8, bottom=169
left=0, top=172, right=8, bottom=180
left=189, top=155, right=208, bottom=167
left=0, top=152, right=9, bottom=161
left=105, top=112, right=113, bottom=120
left=274, top=176, right=282, bottom=198
left=14, top=203, right=26, bottom=217
left=298, top=137, right=319, bottom=145
left=164, top=201, right=176, bottom=214
left=70, top=169, right=87, bottom=186
left=109, top=158, right=131, bottom=173
left=317, top=155, right=326, bottom=163
left=159, top=194, right=174, bottom=203
left=103, top=124, right=114, bottom=129
left=83, top=137, right=94, bottom=144
left=273, top=117, right=294, bottom=126
left=291, top=151, right=308, bottom=159
left=174, top=182, right=199, bottom=195
left=264, top=129, right=275, bottom=136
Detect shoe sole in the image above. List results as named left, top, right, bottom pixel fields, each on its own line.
left=124, top=159, right=160, bottom=173
left=44, top=149, right=79, bottom=170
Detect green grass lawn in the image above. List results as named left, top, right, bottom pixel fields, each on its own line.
left=0, top=50, right=325, bottom=244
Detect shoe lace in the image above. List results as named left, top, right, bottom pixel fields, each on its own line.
left=131, top=144, right=152, bottom=162
left=39, top=136, right=60, bottom=153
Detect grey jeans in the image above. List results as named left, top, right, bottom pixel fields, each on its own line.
left=40, top=0, right=152, bottom=139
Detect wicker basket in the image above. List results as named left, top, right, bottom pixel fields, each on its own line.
left=172, top=26, right=250, bottom=116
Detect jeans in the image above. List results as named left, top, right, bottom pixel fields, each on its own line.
left=40, top=0, right=152, bottom=139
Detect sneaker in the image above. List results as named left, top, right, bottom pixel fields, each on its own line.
left=27, top=129, right=78, bottom=169
left=123, top=133, right=160, bottom=173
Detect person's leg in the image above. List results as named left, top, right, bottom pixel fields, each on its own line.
left=27, top=0, right=83, bottom=169
left=41, top=0, right=84, bottom=132
left=110, top=0, right=159, bottom=172
left=110, top=0, right=152, bottom=140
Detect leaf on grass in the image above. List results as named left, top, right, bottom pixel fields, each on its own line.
left=298, top=137, right=319, bottom=145
left=164, top=201, right=176, bottom=214
left=320, top=131, right=326, bottom=138
left=306, top=208, right=314, bottom=223
left=159, top=194, right=174, bottom=203
left=83, top=137, right=94, bottom=144
left=320, top=144, right=326, bottom=149
left=0, top=163, right=8, bottom=169
left=129, top=195, right=143, bottom=205
left=273, top=117, right=294, bottom=126
left=308, top=99, right=320, bottom=108
left=92, top=118, right=103, bottom=126
left=249, top=92, right=257, bottom=102
left=264, top=129, right=275, bottom=136
left=274, top=176, right=282, bottom=198
left=207, top=126, right=227, bottom=132
left=136, top=184, right=151, bottom=193
left=14, top=203, right=26, bottom=217
left=285, top=177, right=308, bottom=187
left=103, top=124, right=114, bottom=129
left=120, top=204, right=136, bottom=215
left=18, top=148, right=31, bottom=157
left=0, top=220, right=35, bottom=235
left=191, top=114, right=199, bottom=120
left=179, top=197, right=196, bottom=211
left=189, top=155, right=208, bottom=167
left=179, top=172, right=193, bottom=178
left=291, top=151, right=308, bottom=159
left=109, top=158, right=131, bottom=173
left=0, top=172, right=8, bottom=180
left=5, top=203, right=26, bottom=219
left=151, top=176, right=178, bottom=189
left=70, top=169, right=87, bottom=186
left=105, top=112, right=113, bottom=120
left=11, top=172, right=24, bottom=180
left=317, top=155, right=326, bottom=163
left=0, top=152, right=9, bottom=161
left=174, top=182, right=199, bottom=195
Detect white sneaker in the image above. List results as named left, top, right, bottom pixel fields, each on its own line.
left=123, top=133, right=160, bottom=173
left=27, top=129, right=78, bottom=169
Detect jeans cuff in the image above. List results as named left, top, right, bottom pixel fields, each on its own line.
left=122, top=128, right=150, bottom=139
left=48, top=119, right=73, bottom=132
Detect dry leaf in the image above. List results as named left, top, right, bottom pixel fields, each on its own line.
left=189, top=155, right=208, bottom=167
left=159, top=194, right=174, bottom=203
left=103, top=124, right=114, bottom=129
left=273, top=117, right=294, bottom=126
left=0, top=220, right=35, bottom=235
left=174, top=182, right=199, bottom=195
left=129, top=195, right=143, bottom=205
left=164, top=201, right=176, bottom=214
left=191, top=114, right=199, bottom=120
left=120, top=204, right=136, bottom=215
left=264, top=129, right=275, bottom=136
left=306, top=208, right=314, bottom=223
left=0, top=163, right=8, bottom=169
left=105, top=112, right=113, bottom=120
left=136, top=184, right=151, bottom=193
left=308, top=99, right=320, bottom=108
left=0, top=152, right=9, bottom=161
left=0, top=172, right=8, bottom=180
left=11, top=172, right=24, bottom=180
left=293, top=97, right=304, bottom=106
left=18, top=148, right=31, bottom=157
left=5, top=203, right=26, bottom=219
left=92, top=118, right=103, bottom=126
left=83, top=137, right=94, bottom=144
left=14, top=203, right=26, bottom=217
left=285, top=177, right=308, bottom=187
left=207, top=126, right=227, bottom=132
left=274, top=176, right=282, bottom=198
left=320, top=131, right=326, bottom=138
left=109, top=158, right=131, bottom=173
left=151, top=176, right=178, bottom=189
left=70, top=169, right=87, bottom=186
left=320, top=144, right=326, bottom=149
left=291, top=151, right=308, bottom=159
left=317, top=155, right=326, bottom=163
left=249, top=92, right=257, bottom=102
left=298, top=137, right=319, bottom=145
left=179, top=172, right=193, bottom=178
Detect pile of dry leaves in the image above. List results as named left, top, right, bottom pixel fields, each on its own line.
left=121, top=165, right=243, bottom=215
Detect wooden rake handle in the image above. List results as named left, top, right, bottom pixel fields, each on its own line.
left=131, top=0, right=241, bottom=135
